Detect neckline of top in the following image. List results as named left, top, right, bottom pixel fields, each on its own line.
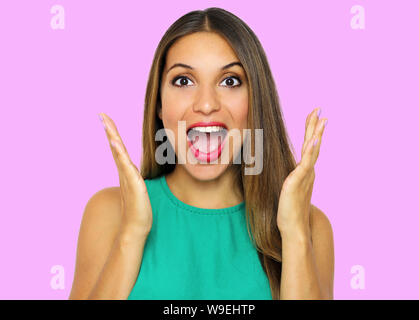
left=159, top=174, right=245, bottom=215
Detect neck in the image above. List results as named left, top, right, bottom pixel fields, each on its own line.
left=165, top=165, right=243, bottom=209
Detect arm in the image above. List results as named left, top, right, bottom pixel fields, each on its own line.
left=87, top=224, right=149, bottom=300
left=279, top=205, right=335, bottom=300
left=68, top=188, right=150, bottom=300
left=81, top=112, right=153, bottom=299
left=277, top=108, right=333, bottom=299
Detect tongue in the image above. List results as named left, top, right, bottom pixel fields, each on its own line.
left=191, top=132, right=224, bottom=153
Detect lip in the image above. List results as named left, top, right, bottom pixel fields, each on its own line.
left=187, top=136, right=227, bottom=163
left=186, top=121, right=229, bottom=163
left=186, top=121, right=228, bottom=132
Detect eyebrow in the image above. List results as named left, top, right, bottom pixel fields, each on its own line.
left=166, top=61, right=243, bottom=74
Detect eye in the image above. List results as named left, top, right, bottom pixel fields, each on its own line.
left=220, top=76, right=242, bottom=88
left=172, top=76, right=193, bottom=87
left=172, top=76, right=242, bottom=88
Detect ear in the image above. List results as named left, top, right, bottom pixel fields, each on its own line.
left=158, top=108, right=162, bottom=120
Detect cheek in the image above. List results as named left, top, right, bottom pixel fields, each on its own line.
left=226, top=92, right=248, bottom=128
left=160, top=90, right=189, bottom=129
left=162, top=107, right=181, bottom=129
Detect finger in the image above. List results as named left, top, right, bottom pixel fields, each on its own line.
left=99, top=113, right=125, bottom=180
left=303, top=107, right=320, bottom=151
left=101, top=113, right=129, bottom=155
left=99, top=113, right=142, bottom=187
left=302, top=108, right=321, bottom=157
left=292, top=135, right=316, bottom=186
left=111, top=139, right=141, bottom=186
left=310, top=118, right=327, bottom=167
left=300, top=135, right=317, bottom=172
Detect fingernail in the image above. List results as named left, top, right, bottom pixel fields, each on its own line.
left=317, top=108, right=321, bottom=118
left=98, top=113, right=107, bottom=130
left=314, top=138, right=319, bottom=146
left=324, top=119, right=328, bottom=128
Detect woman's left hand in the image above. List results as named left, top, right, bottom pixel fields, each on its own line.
left=276, top=108, right=328, bottom=239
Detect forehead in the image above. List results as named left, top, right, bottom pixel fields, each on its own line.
left=165, top=32, right=239, bottom=68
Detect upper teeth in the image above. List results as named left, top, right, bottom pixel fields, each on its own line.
left=190, top=126, right=225, bottom=133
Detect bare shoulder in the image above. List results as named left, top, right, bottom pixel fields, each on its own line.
left=68, top=186, right=122, bottom=299
left=88, top=186, right=121, bottom=216
left=310, top=204, right=333, bottom=235
left=81, top=187, right=123, bottom=232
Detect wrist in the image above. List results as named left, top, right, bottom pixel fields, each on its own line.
left=280, top=226, right=312, bottom=244
left=119, top=223, right=151, bottom=243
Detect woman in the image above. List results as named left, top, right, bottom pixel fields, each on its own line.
left=69, top=7, right=334, bottom=300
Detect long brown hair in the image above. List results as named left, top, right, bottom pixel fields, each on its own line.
left=140, top=7, right=297, bottom=300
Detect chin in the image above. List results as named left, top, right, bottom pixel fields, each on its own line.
left=181, top=150, right=242, bottom=183
left=183, top=162, right=230, bottom=182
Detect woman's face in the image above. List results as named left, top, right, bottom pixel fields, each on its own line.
left=159, top=31, right=249, bottom=181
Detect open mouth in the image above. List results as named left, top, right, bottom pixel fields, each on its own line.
left=186, top=126, right=228, bottom=162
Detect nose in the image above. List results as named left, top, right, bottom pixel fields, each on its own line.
left=192, top=84, right=221, bottom=115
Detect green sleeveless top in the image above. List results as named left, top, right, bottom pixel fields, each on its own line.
left=127, top=174, right=272, bottom=300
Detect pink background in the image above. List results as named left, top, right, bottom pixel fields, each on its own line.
left=1, top=0, right=417, bottom=299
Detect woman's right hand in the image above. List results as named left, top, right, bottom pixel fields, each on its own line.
left=98, top=112, right=153, bottom=236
